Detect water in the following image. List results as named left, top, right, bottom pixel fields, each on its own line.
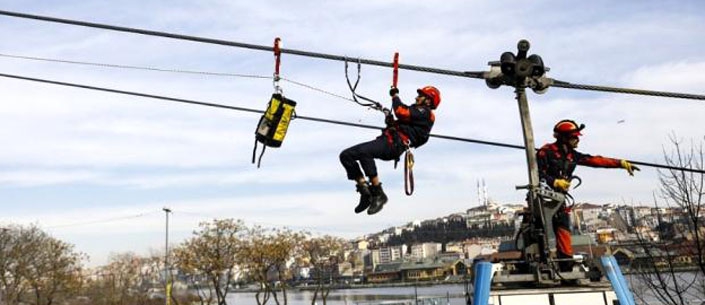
left=226, top=283, right=467, bottom=305
left=625, top=271, right=704, bottom=305
left=226, top=274, right=704, bottom=305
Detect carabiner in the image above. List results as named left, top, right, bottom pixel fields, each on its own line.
left=569, top=175, right=582, bottom=189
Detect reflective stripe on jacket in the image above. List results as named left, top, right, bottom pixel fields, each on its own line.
left=384, top=96, right=435, bottom=148
left=536, top=142, right=621, bottom=188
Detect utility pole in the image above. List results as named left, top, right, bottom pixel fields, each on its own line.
left=163, top=207, right=172, bottom=305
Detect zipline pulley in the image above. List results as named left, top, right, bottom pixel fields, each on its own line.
left=485, top=39, right=551, bottom=94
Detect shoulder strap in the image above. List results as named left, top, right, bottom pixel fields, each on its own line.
left=251, top=138, right=267, bottom=168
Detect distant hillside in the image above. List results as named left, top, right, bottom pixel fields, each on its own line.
left=385, top=219, right=515, bottom=246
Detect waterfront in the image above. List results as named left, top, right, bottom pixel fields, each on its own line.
left=225, top=275, right=704, bottom=305
left=227, top=283, right=468, bottom=305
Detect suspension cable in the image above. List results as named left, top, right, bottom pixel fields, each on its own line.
left=0, top=9, right=484, bottom=79
left=45, top=210, right=159, bottom=229
left=1, top=72, right=702, bottom=175
left=551, top=79, right=705, bottom=101
left=2, top=10, right=705, bottom=101
left=0, top=52, right=270, bottom=79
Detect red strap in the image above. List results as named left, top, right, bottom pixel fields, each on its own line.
left=392, top=52, right=399, bottom=88
left=274, top=37, right=281, bottom=76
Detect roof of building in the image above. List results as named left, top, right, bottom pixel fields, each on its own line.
left=371, top=262, right=402, bottom=274
left=400, top=258, right=448, bottom=270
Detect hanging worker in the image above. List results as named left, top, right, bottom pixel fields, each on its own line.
left=339, top=86, right=440, bottom=215
left=537, top=119, right=639, bottom=271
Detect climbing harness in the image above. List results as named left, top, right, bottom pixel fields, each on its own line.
left=252, top=38, right=297, bottom=168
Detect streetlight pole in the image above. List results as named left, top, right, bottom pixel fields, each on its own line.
left=163, top=207, right=172, bottom=305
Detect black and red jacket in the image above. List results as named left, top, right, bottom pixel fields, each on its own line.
left=384, top=96, right=435, bottom=148
left=536, top=142, right=621, bottom=189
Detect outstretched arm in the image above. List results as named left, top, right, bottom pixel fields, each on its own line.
left=577, top=152, right=640, bottom=175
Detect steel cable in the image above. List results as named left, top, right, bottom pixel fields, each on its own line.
left=2, top=10, right=704, bottom=100
left=551, top=80, right=705, bottom=101
left=1, top=72, right=702, bottom=174
left=0, top=10, right=485, bottom=79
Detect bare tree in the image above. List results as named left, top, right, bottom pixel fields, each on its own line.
left=268, top=228, right=307, bottom=305
left=238, top=225, right=275, bottom=305
left=632, top=136, right=705, bottom=305
left=0, top=225, right=84, bottom=305
left=173, top=219, right=245, bottom=305
left=301, top=235, right=346, bottom=305
left=26, top=236, right=84, bottom=305
left=237, top=226, right=307, bottom=305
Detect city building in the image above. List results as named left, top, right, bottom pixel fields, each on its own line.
left=410, top=243, right=441, bottom=259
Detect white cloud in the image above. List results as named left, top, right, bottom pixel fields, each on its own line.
left=1, top=1, right=704, bottom=267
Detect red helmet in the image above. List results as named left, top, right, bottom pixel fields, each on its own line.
left=553, top=119, right=585, bottom=137
left=417, top=86, right=441, bottom=109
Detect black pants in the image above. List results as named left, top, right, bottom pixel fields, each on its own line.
left=340, top=136, right=401, bottom=180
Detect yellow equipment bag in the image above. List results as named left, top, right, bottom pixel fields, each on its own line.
left=252, top=93, right=297, bottom=167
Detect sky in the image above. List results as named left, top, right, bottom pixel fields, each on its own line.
left=1, top=1, right=704, bottom=267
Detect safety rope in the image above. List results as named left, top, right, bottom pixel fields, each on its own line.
left=344, top=57, right=385, bottom=111
left=0, top=52, right=357, bottom=102
left=0, top=52, right=271, bottom=79
left=404, top=146, right=414, bottom=196
left=1, top=72, right=704, bottom=175
left=390, top=52, right=414, bottom=196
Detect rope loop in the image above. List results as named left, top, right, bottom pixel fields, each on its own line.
left=344, top=57, right=384, bottom=112
left=404, top=144, right=415, bottom=196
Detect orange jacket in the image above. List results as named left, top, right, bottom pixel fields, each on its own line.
left=384, top=96, right=435, bottom=148
left=536, top=142, right=621, bottom=188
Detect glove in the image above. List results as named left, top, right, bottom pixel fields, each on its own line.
left=553, top=179, right=571, bottom=192
left=383, top=108, right=394, bottom=125
left=620, top=159, right=640, bottom=176
left=389, top=87, right=399, bottom=97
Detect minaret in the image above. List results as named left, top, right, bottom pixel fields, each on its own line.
left=477, top=180, right=482, bottom=207
left=482, top=179, right=489, bottom=207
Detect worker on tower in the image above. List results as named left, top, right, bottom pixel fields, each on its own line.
left=537, top=119, right=639, bottom=271
left=340, top=86, right=440, bottom=215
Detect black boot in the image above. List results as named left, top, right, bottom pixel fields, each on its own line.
left=367, top=183, right=388, bottom=215
left=354, top=183, right=372, bottom=214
